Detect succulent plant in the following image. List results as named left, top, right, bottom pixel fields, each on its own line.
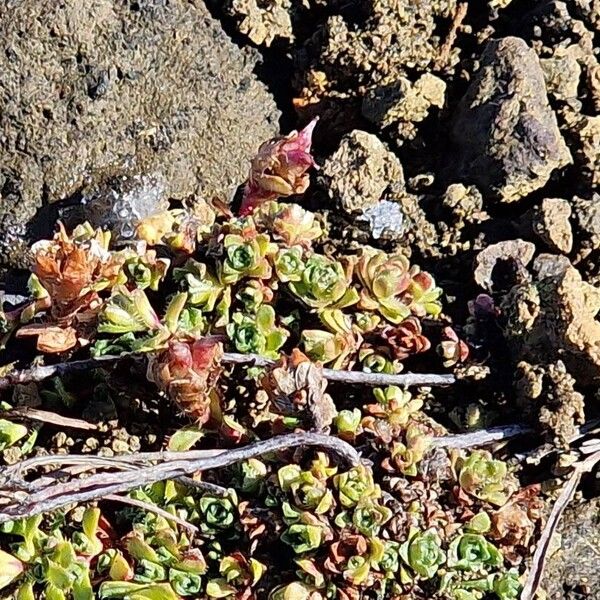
left=226, top=305, right=288, bottom=358
left=174, top=260, right=223, bottom=312
left=399, top=528, right=445, bottom=580
left=333, top=465, right=378, bottom=509
left=457, top=451, right=514, bottom=507
left=381, top=317, right=431, bottom=361
left=438, top=326, right=470, bottom=367
left=274, top=246, right=305, bottom=283
left=198, top=494, right=238, bottom=535
left=206, top=552, right=265, bottom=598
left=241, top=119, right=317, bottom=215
left=219, top=230, right=275, bottom=285
left=350, top=498, right=392, bottom=537
left=334, top=408, right=362, bottom=441
left=99, top=286, right=162, bottom=335
left=447, top=533, right=503, bottom=571
left=301, top=310, right=362, bottom=369
left=362, top=387, right=423, bottom=443
left=0, top=509, right=106, bottom=600
left=146, top=337, right=224, bottom=424
left=278, top=463, right=335, bottom=515
left=290, top=255, right=358, bottom=310
left=404, top=270, right=443, bottom=318
left=118, top=248, right=170, bottom=292
left=356, top=248, right=412, bottom=324
left=236, top=279, right=274, bottom=312
left=281, top=517, right=326, bottom=554
left=255, top=201, right=323, bottom=248
left=383, top=425, right=431, bottom=476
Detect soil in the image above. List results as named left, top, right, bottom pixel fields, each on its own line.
left=2, top=0, right=600, bottom=597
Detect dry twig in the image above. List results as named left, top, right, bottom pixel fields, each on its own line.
left=521, top=448, right=600, bottom=599
left=0, top=352, right=455, bottom=390
left=103, top=494, right=198, bottom=534
left=431, top=423, right=533, bottom=449
left=4, top=407, right=97, bottom=431
left=435, top=2, right=468, bottom=69
left=0, top=433, right=360, bottom=523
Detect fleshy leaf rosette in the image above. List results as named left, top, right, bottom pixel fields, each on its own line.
left=147, top=336, right=224, bottom=424
left=240, top=119, right=318, bottom=215
left=357, top=247, right=443, bottom=322
left=356, top=248, right=412, bottom=324
left=381, top=317, right=431, bottom=361
left=219, top=229, right=275, bottom=285
left=456, top=451, right=515, bottom=507
left=254, top=201, right=323, bottom=248
left=290, top=256, right=358, bottom=310
left=399, top=528, right=445, bottom=580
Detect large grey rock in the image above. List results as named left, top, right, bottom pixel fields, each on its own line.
left=0, top=0, right=280, bottom=267
left=452, top=37, right=571, bottom=203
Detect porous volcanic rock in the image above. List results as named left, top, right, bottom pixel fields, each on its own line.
left=0, top=0, right=280, bottom=267
left=532, top=198, right=573, bottom=254
left=321, top=130, right=404, bottom=214
left=452, top=37, right=572, bottom=202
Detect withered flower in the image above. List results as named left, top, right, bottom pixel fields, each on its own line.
left=17, top=223, right=120, bottom=353
left=381, top=317, right=431, bottom=361
left=261, top=349, right=336, bottom=431
left=147, top=336, right=224, bottom=423
left=241, top=119, right=318, bottom=215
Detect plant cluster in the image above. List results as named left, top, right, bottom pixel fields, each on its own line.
left=0, top=121, right=539, bottom=599
left=0, top=443, right=529, bottom=600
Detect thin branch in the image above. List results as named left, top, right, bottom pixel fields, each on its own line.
left=177, top=476, right=229, bottom=497
left=4, top=407, right=98, bottom=431
left=0, top=352, right=455, bottom=392
left=435, top=2, right=468, bottom=69
left=0, top=433, right=360, bottom=523
left=0, top=356, right=120, bottom=389
left=431, top=424, right=533, bottom=449
left=103, top=494, right=198, bottom=534
left=521, top=449, right=600, bottom=600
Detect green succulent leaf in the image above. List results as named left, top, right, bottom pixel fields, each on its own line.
left=169, top=568, right=202, bottom=596
left=399, top=528, right=445, bottom=580
left=0, top=549, right=24, bottom=590
left=0, top=419, right=28, bottom=450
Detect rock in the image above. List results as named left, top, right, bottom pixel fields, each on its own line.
left=473, top=240, right=536, bottom=291
left=441, top=184, right=486, bottom=224
left=501, top=261, right=600, bottom=385
left=565, top=114, right=600, bottom=187
left=0, top=0, right=280, bottom=267
left=226, top=0, right=294, bottom=47
left=540, top=264, right=600, bottom=384
left=572, top=194, right=600, bottom=252
left=294, top=0, right=456, bottom=133
left=452, top=37, right=572, bottom=202
left=532, top=253, right=571, bottom=279
left=540, top=50, right=581, bottom=102
left=544, top=498, right=600, bottom=598
left=515, top=360, right=584, bottom=445
left=362, top=73, right=446, bottom=138
left=532, top=198, right=573, bottom=253
left=321, top=130, right=404, bottom=214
